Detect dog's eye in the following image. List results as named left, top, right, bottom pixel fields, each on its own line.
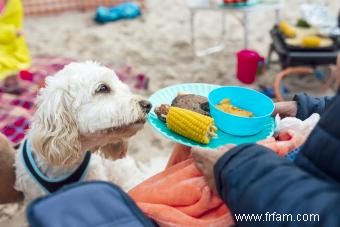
left=95, top=84, right=111, bottom=94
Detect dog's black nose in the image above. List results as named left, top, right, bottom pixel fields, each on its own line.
left=139, top=100, right=152, bottom=114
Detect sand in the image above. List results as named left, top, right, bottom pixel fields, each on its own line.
left=1, top=0, right=339, bottom=226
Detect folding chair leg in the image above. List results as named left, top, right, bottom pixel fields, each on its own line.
left=242, top=12, right=249, bottom=49
left=267, top=43, right=274, bottom=66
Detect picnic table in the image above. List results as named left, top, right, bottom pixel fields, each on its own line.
left=187, top=0, right=284, bottom=56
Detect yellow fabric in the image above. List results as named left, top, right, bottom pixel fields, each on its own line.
left=0, top=0, right=31, bottom=80
left=0, top=25, right=16, bottom=43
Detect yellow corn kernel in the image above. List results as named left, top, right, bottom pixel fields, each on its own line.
left=166, top=107, right=217, bottom=144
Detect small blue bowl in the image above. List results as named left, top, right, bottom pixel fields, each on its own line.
left=208, top=86, right=274, bottom=136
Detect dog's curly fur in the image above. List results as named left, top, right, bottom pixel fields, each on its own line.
left=14, top=61, right=150, bottom=201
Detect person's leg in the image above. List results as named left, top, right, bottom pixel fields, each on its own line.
left=0, top=133, right=23, bottom=204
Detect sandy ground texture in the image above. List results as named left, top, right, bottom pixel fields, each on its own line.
left=1, top=0, right=339, bottom=226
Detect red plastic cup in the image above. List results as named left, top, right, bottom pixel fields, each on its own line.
left=236, top=49, right=265, bottom=84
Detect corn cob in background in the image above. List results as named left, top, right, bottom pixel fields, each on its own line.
left=154, top=105, right=217, bottom=144
left=278, top=21, right=296, bottom=38
left=301, top=36, right=321, bottom=48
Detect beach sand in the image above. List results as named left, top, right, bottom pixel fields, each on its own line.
left=1, top=0, right=339, bottom=225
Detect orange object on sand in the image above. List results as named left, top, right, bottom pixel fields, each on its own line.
left=129, top=156, right=234, bottom=226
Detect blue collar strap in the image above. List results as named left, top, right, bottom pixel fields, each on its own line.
left=21, top=139, right=91, bottom=193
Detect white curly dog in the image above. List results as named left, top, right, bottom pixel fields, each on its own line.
left=14, top=61, right=152, bottom=201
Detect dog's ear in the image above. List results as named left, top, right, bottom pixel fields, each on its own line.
left=29, top=83, right=81, bottom=167
left=99, top=139, right=128, bottom=160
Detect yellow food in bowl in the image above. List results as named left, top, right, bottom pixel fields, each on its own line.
left=216, top=99, right=254, bottom=117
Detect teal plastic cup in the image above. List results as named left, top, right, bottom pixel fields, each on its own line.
left=208, top=86, right=274, bottom=136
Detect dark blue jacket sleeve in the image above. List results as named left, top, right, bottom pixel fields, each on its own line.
left=293, top=93, right=334, bottom=120
left=214, top=144, right=340, bottom=227
left=295, top=94, right=340, bottom=182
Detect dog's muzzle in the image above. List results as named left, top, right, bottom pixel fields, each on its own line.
left=138, top=100, right=152, bottom=114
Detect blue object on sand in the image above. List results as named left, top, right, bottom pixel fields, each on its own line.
left=95, top=3, right=141, bottom=24
left=220, top=0, right=259, bottom=8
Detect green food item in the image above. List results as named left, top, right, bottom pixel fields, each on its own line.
left=296, top=18, right=311, bottom=28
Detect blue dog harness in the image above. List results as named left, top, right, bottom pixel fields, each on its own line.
left=20, top=139, right=91, bottom=193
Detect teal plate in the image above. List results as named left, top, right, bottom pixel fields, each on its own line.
left=147, top=83, right=275, bottom=149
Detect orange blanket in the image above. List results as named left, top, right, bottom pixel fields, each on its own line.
left=129, top=124, right=311, bottom=226
left=129, top=156, right=234, bottom=226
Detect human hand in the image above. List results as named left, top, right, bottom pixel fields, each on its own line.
left=273, top=101, right=297, bottom=118
left=191, top=144, right=235, bottom=194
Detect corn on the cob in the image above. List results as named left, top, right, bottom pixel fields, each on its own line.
left=302, top=36, right=321, bottom=48
left=165, top=106, right=217, bottom=144
left=279, top=21, right=296, bottom=38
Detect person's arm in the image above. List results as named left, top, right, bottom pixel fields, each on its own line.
left=294, top=94, right=340, bottom=182
left=293, top=93, right=334, bottom=120
left=214, top=144, right=340, bottom=227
